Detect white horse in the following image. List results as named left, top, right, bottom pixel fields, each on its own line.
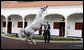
left=18, top=6, right=48, bottom=45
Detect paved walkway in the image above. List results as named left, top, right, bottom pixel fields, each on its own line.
left=1, top=36, right=83, bottom=49
left=1, top=34, right=83, bottom=49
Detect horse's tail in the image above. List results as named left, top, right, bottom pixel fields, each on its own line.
left=18, top=29, right=24, bottom=40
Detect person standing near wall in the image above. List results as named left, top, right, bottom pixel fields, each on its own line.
left=43, top=21, right=51, bottom=43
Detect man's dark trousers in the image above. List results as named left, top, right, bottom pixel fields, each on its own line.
left=44, top=30, right=50, bottom=43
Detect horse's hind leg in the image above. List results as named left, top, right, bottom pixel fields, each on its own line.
left=26, top=34, right=31, bottom=41
left=18, top=29, right=23, bottom=40
left=29, top=35, right=36, bottom=45
left=25, top=34, right=32, bottom=44
left=26, top=34, right=36, bottom=45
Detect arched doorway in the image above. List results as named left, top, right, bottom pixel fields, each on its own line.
left=68, top=13, right=83, bottom=37
left=25, top=14, right=36, bottom=28
left=8, top=15, right=23, bottom=34
left=1, top=15, right=6, bottom=33
left=44, top=14, right=65, bottom=36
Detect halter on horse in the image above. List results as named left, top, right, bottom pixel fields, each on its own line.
left=18, top=6, right=48, bottom=45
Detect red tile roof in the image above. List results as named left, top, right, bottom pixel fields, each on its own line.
left=1, top=1, right=83, bottom=8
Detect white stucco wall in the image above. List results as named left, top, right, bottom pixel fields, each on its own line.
left=1, top=5, right=83, bottom=18
left=1, top=5, right=83, bottom=37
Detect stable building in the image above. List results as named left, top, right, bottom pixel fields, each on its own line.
left=1, top=1, right=83, bottom=37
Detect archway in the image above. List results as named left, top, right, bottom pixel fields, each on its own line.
left=68, top=13, right=83, bottom=37
left=8, top=15, right=23, bottom=34
left=24, top=14, right=36, bottom=28
left=44, top=14, right=65, bottom=36
left=1, top=15, right=6, bottom=33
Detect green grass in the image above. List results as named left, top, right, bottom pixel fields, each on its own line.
left=32, top=36, right=82, bottom=41
left=5, top=35, right=18, bottom=38
left=5, top=34, right=26, bottom=38
left=5, top=34, right=83, bottom=41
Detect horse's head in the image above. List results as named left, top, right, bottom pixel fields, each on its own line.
left=40, top=6, right=48, bottom=12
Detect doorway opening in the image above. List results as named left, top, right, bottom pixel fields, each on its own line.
left=24, top=22, right=27, bottom=28
left=59, top=22, right=65, bottom=37
left=7, top=22, right=12, bottom=34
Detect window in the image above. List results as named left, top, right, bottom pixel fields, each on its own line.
left=53, top=22, right=60, bottom=29
left=3, top=22, right=6, bottom=27
left=75, top=22, right=82, bottom=30
left=18, top=22, right=23, bottom=28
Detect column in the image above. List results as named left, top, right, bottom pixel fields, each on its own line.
left=23, top=18, right=25, bottom=30
left=64, top=18, right=68, bottom=37
left=22, top=18, right=25, bottom=35
left=6, top=18, right=8, bottom=34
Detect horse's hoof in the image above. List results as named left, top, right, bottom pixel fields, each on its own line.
left=29, top=42, right=33, bottom=44
left=34, top=42, right=36, bottom=45
left=26, top=39, right=30, bottom=42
